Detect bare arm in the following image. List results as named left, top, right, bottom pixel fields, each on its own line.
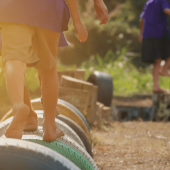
left=139, top=18, right=143, bottom=42
left=93, top=0, right=109, bottom=25
left=65, top=0, right=81, bottom=23
left=164, top=8, right=170, bottom=16
left=0, top=31, right=2, bottom=50
left=66, top=0, right=88, bottom=42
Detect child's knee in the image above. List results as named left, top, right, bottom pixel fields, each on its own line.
left=5, top=60, right=27, bottom=75
left=154, top=59, right=162, bottom=65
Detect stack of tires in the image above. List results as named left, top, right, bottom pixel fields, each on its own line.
left=0, top=99, right=98, bottom=170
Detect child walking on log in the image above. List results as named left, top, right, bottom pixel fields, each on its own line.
left=0, top=0, right=88, bottom=142
left=139, top=0, right=170, bottom=93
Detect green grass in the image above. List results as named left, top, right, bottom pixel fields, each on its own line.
left=80, top=49, right=170, bottom=96
left=0, top=48, right=170, bottom=109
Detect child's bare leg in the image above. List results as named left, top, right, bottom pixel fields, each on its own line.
left=5, top=60, right=30, bottom=139
left=153, top=59, right=166, bottom=92
left=24, top=86, right=38, bottom=131
left=38, top=66, right=64, bottom=142
left=160, top=57, right=170, bottom=77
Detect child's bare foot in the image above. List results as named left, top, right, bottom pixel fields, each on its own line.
left=5, top=104, right=30, bottom=139
left=24, top=116, right=38, bottom=131
left=43, top=121, right=64, bottom=142
left=153, top=87, right=168, bottom=93
left=24, top=110, right=38, bottom=131
left=159, top=70, right=170, bottom=77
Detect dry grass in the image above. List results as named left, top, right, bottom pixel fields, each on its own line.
left=91, top=122, right=170, bottom=170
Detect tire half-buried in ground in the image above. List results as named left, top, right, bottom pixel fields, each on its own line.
left=0, top=115, right=85, bottom=149
left=57, top=114, right=93, bottom=157
left=38, top=113, right=85, bottom=149
left=0, top=104, right=91, bottom=143
left=58, top=99, right=90, bottom=132
left=57, top=103, right=91, bottom=141
left=0, top=139, right=80, bottom=170
left=87, top=71, right=113, bottom=107
left=30, top=98, right=91, bottom=141
left=22, top=134, right=98, bottom=170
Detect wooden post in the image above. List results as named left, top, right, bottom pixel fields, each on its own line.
left=59, top=87, right=90, bottom=115
left=94, top=102, right=104, bottom=126
left=60, top=75, right=98, bottom=124
left=102, top=106, right=112, bottom=121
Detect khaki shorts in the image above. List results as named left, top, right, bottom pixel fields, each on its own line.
left=0, top=23, right=60, bottom=70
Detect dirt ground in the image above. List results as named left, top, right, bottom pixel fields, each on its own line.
left=91, top=96, right=170, bottom=170
left=91, top=121, right=170, bottom=170
left=2, top=95, right=170, bottom=170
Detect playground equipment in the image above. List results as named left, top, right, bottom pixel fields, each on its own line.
left=57, top=114, right=93, bottom=157
left=87, top=71, right=113, bottom=107
left=0, top=98, right=98, bottom=170
left=31, top=98, right=91, bottom=142
left=58, top=99, right=90, bottom=132
left=0, top=69, right=114, bottom=169
left=0, top=139, right=81, bottom=170
left=58, top=70, right=113, bottom=124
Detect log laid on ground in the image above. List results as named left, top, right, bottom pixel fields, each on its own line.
left=87, top=71, right=113, bottom=107
left=60, top=76, right=98, bottom=124
left=58, top=69, right=86, bottom=83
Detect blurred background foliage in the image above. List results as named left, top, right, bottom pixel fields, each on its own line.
left=59, top=0, right=148, bottom=65
left=1, top=0, right=170, bottom=117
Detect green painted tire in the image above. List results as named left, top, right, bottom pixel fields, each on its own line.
left=22, top=134, right=98, bottom=170
left=57, top=114, right=93, bottom=157
left=37, top=113, right=85, bottom=148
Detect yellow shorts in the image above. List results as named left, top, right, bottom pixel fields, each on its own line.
left=0, top=23, right=60, bottom=70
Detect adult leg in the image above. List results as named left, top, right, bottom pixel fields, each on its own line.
left=153, top=59, right=166, bottom=92
left=160, top=57, right=170, bottom=77
left=5, top=60, right=30, bottom=139
left=38, top=66, right=64, bottom=142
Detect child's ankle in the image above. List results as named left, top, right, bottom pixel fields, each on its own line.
left=13, top=102, right=26, bottom=110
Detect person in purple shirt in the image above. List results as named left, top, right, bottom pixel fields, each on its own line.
left=139, top=0, right=170, bottom=93
left=0, top=0, right=109, bottom=142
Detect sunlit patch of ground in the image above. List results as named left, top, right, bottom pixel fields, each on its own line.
left=91, top=122, right=170, bottom=170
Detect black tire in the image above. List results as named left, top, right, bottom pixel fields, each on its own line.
left=57, top=114, right=93, bottom=157
left=0, top=139, right=80, bottom=170
left=87, top=71, right=113, bottom=107
left=58, top=99, right=90, bottom=132
left=37, top=113, right=85, bottom=148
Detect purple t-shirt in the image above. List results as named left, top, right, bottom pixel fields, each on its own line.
left=140, top=0, right=170, bottom=38
left=59, top=33, right=70, bottom=47
left=0, top=0, right=70, bottom=47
